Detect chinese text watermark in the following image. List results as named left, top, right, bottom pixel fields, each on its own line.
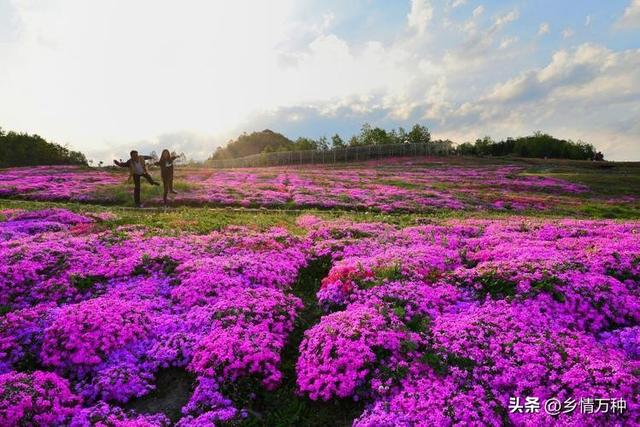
left=509, top=397, right=626, bottom=416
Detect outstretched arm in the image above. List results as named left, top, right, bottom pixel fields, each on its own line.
left=113, top=159, right=129, bottom=168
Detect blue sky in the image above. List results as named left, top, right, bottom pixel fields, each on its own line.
left=0, top=0, right=639, bottom=161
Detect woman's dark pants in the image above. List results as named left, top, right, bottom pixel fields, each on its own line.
left=162, top=169, right=173, bottom=204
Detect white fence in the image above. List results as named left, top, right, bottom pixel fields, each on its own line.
left=207, top=141, right=453, bottom=169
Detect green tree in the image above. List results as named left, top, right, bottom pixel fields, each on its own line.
left=396, top=127, right=408, bottom=144
left=359, top=123, right=393, bottom=145
left=456, top=142, right=475, bottom=155
left=316, top=136, right=330, bottom=151
left=474, top=136, right=494, bottom=156
left=455, top=132, right=597, bottom=160
left=331, top=134, right=345, bottom=149
left=0, top=128, right=88, bottom=167
left=293, top=137, right=318, bottom=151
left=406, top=124, right=431, bottom=145
left=348, top=135, right=362, bottom=147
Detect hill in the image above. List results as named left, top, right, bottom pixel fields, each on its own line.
left=209, top=129, right=295, bottom=160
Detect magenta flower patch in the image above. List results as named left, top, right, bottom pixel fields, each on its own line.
left=0, top=208, right=638, bottom=425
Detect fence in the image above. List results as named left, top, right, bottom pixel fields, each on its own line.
left=206, top=141, right=453, bottom=169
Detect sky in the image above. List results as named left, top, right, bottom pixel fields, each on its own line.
left=1, top=0, right=639, bottom=162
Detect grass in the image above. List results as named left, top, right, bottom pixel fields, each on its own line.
left=380, top=179, right=424, bottom=190
left=415, top=155, right=640, bottom=197
left=93, top=179, right=201, bottom=206
left=1, top=196, right=638, bottom=239
left=570, top=202, right=640, bottom=220
left=124, top=368, right=195, bottom=422
left=520, top=161, right=640, bottom=197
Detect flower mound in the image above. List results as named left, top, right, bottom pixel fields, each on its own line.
left=41, top=297, right=151, bottom=372
left=0, top=371, right=80, bottom=426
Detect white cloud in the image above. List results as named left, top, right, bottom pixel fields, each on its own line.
left=320, top=12, right=335, bottom=32
left=538, top=22, right=550, bottom=35
left=562, top=27, right=575, bottom=39
left=1, top=1, right=638, bottom=162
left=494, top=9, right=519, bottom=29
left=252, top=41, right=640, bottom=160
left=407, top=0, right=434, bottom=36
left=445, top=8, right=520, bottom=67
left=253, top=7, right=637, bottom=160
left=451, top=0, right=467, bottom=8
left=451, top=43, right=640, bottom=159
left=500, top=37, right=518, bottom=49
left=585, top=15, right=592, bottom=27
left=485, top=44, right=624, bottom=103
left=616, top=0, right=640, bottom=28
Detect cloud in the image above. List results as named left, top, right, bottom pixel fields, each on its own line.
left=445, top=9, right=520, bottom=67
left=494, top=9, right=519, bottom=29
left=407, top=0, right=434, bottom=36
left=500, top=37, right=518, bottom=49
left=449, top=43, right=640, bottom=159
left=484, top=44, right=629, bottom=103
left=538, top=22, right=550, bottom=35
left=1, top=0, right=639, bottom=163
left=85, top=131, right=223, bottom=164
left=585, top=15, right=592, bottom=27
left=241, top=42, right=640, bottom=161
left=562, top=27, right=575, bottom=39
left=616, top=0, right=640, bottom=28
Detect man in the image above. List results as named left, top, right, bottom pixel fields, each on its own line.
left=113, top=150, right=160, bottom=207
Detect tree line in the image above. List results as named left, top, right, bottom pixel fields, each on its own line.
left=456, top=132, right=602, bottom=160
left=209, top=124, right=437, bottom=160
left=210, top=126, right=604, bottom=162
left=0, top=124, right=605, bottom=168
left=0, top=127, right=88, bottom=168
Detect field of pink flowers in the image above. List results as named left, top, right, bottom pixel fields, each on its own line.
left=0, top=160, right=608, bottom=212
left=0, top=208, right=638, bottom=426
left=174, top=161, right=590, bottom=212
left=0, top=166, right=120, bottom=203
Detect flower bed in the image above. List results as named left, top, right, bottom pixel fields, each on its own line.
left=172, top=160, right=590, bottom=212
left=0, top=208, right=638, bottom=425
left=298, top=215, right=640, bottom=425
left=0, top=166, right=120, bottom=202
left=0, top=208, right=309, bottom=425
left=0, top=159, right=597, bottom=212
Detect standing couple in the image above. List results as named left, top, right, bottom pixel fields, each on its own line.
left=113, top=149, right=178, bottom=207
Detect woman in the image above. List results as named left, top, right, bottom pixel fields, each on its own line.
left=155, top=149, right=178, bottom=205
